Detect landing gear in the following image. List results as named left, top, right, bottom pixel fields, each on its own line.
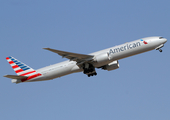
left=83, top=63, right=97, bottom=77
left=159, top=49, right=162, bottom=52
left=156, top=44, right=164, bottom=53
left=156, top=48, right=163, bottom=52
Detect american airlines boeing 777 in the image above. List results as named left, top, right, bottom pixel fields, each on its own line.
left=4, top=36, right=167, bottom=83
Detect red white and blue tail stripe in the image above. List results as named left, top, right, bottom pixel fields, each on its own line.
left=6, top=56, right=37, bottom=76
left=5, top=56, right=41, bottom=82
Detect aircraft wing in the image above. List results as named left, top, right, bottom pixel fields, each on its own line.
left=4, top=75, right=28, bottom=79
left=43, top=48, right=94, bottom=63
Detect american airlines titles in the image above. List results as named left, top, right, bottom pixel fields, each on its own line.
left=108, top=41, right=141, bottom=55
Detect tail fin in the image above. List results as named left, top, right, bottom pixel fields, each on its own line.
left=6, top=56, right=37, bottom=77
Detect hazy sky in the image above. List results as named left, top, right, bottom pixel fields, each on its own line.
left=1, top=0, right=170, bottom=120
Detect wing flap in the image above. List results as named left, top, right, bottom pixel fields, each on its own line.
left=4, top=75, right=28, bottom=79
left=43, top=48, right=94, bottom=62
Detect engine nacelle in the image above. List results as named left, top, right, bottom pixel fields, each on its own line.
left=94, top=53, right=110, bottom=67
left=102, top=60, right=119, bottom=71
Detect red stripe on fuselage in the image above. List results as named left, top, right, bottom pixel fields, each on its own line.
left=20, top=70, right=36, bottom=76
left=21, top=73, right=42, bottom=82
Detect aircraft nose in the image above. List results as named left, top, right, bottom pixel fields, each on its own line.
left=162, top=38, right=167, bottom=44
left=159, top=37, right=167, bottom=44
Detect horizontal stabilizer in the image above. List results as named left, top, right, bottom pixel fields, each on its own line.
left=4, top=75, right=28, bottom=79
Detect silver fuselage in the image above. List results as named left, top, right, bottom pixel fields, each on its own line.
left=28, top=36, right=167, bottom=82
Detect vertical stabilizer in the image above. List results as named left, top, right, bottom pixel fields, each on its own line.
left=6, top=56, right=37, bottom=77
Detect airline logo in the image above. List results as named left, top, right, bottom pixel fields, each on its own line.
left=6, top=56, right=41, bottom=82
left=141, top=39, right=148, bottom=44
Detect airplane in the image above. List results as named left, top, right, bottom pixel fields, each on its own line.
left=4, top=36, right=167, bottom=84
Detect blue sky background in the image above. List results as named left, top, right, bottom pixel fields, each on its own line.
left=1, top=0, right=170, bottom=120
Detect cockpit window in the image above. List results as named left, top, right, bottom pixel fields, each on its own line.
left=159, top=37, right=164, bottom=39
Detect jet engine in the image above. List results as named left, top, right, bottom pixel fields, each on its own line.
left=102, top=60, right=119, bottom=71
left=94, top=53, right=110, bottom=67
